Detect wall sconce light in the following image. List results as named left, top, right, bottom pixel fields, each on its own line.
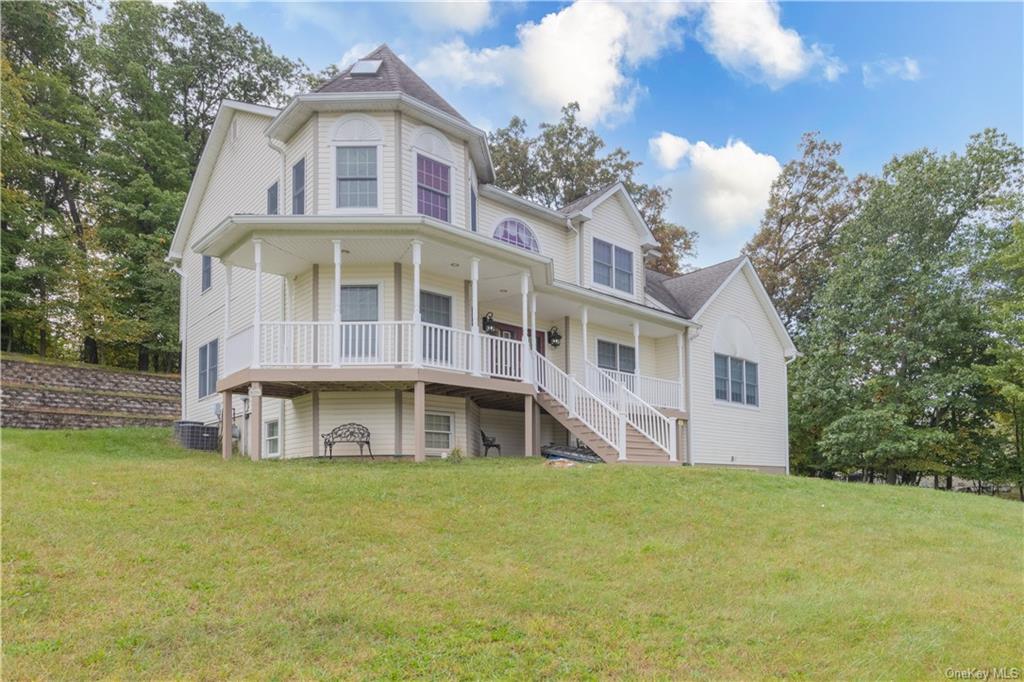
left=482, top=312, right=496, bottom=335
left=547, top=325, right=562, bottom=348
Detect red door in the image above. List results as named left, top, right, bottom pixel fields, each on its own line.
left=491, top=322, right=545, bottom=356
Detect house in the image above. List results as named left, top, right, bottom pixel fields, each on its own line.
left=167, top=45, right=797, bottom=471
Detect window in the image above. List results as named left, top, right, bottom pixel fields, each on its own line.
left=420, top=291, right=452, bottom=364
left=336, top=146, right=378, bottom=208
left=197, top=339, right=218, bottom=399
left=201, top=255, right=212, bottom=292
left=493, top=219, right=540, bottom=253
left=714, top=353, right=759, bottom=406
left=417, top=155, right=449, bottom=221
left=264, top=420, right=279, bottom=457
left=470, top=187, right=477, bottom=232
left=425, top=413, right=452, bottom=450
left=420, top=291, right=451, bottom=327
left=292, top=159, right=305, bottom=215
left=267, top=182, right=278, bottom=215
left=597, top=340, right=635, bottom=374
left=593, top=238, right=633, bottom=293
left=339, top=285, right=378, bottom=360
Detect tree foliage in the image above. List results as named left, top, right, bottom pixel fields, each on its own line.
left=744, top=132, right=869, bottom=334
left=1, top=0, right=307, bottom=369
left=789, top=130, right=1023, bottom=487
left=488, top=103, right=697, bottom=273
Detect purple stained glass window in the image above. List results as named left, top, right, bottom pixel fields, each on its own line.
left=493, top=219, right=540, bottom=253
left=417, top=155, right=449, bottom=221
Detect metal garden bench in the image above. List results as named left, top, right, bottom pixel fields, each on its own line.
left=321, top=423, right=373, bottom=459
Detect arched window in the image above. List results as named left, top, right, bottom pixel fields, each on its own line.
left=493, top=219, right=540, bottom=253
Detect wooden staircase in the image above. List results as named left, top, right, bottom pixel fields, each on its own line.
left=535, top=391, right=676, bottom=465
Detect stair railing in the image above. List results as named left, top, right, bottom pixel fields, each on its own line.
left=585, top=360, right=676, bottom=459
left=533, top=351, right=623, bottom=456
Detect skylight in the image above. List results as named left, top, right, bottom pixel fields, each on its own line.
left=350, top=59, right=382, bottom=76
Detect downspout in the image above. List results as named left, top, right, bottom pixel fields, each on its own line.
left=170, top=264, right=186, bottom=420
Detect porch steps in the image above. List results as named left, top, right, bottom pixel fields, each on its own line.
left=535, top=391, right=675, bottom=465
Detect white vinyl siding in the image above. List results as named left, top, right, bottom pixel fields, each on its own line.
left=581, top=194, right=644, bottom=301
left=476, top=196, right=574, bottom=282
left=690, top=267, right=789, bottom=469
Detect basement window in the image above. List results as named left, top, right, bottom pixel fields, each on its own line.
left=264, top=420, right=280, bottom=457
left=425, top=413, right=452, bottom=450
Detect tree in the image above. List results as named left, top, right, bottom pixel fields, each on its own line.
left=744, top=132, right=868, bottom=334
left=488, top=103, right=697, bottom=273
left=790, top=130, right=1023, bottom=484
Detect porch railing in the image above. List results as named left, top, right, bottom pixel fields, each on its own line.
left=598, top=367, right=683, bottom=410
left=534, top=351, right=622, bottom=456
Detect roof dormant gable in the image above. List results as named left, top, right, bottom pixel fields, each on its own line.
left=560, top=181, right=658, bottom=248
left=167, top=100, right=280, bottom=263
left=692, top=258, right=797, bottom=358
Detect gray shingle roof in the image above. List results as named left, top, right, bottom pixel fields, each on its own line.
left=315, top=44, right=468, bottom=123
left=557, top=181, right=620, bottom=215
left=645, top=256, right=746, bottom=318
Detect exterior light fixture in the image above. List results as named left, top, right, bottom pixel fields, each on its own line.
left=547, top=326, right=562, bottom=348
left=482, top=312, right=496, bottom=335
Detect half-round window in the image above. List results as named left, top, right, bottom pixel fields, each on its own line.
left=493, top=219, right=540, bottom=253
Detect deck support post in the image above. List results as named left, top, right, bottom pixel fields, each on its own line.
left=413, top=380, right=426, bottom=462
left=520, top=271, right=530, bottom=382
left=412, top=240, right=422, bottom=367
left=248, top=382, right=262, bottom=461
left=332, top=240, right=342, bottom=367
left=252, top=239, right=262, bottom=369
left=470, top=257, right=481, bottom=376
left=524, top=394, right=535, bottom=456
left=221, top=391, right=233, bottom=460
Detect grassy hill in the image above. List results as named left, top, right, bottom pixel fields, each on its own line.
left=3, top=428, right=1021, bottom=679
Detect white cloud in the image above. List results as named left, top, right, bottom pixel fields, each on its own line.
left=649, top=131, right=692, bottom=170
left=698, top=1, right=844, bottom=88
left=655, top=136, right=781, bottom=235
left=410, top=1, right=492, bottom=34
left=862, top=57, right=921, bottom=87
left=417, top=1, right=694, bottom=125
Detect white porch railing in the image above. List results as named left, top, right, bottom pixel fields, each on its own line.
left=599, top=367, right=683, bottom=410
left=534, top=352, right=622, bottom=456
left=586, top=361, right=674, bottom=457
left=481, top=334, right=522, bottom=380
left=224, top=320, right=527, bottom=379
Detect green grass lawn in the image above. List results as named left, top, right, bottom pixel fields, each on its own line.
left=3, top=428, right=1022, bottom=679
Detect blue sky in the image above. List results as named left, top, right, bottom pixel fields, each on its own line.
left=214, top=1, right=1023, bottom=267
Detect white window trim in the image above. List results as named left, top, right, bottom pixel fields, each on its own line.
left=200, top=255, right=213, bottom=296
left=596, top=338, right=636, bottom=374
left=264, top=419, right=280, bottom=458
left=329, top=142, right=384, bottom=215
left=337, top=279, right=386, bottom=321
left=197, top=337, right=219, bottom=402
left=590, top=236, right=635, bottom=297
left=713, top=353, right=760, bottom=410
left=424, top=410, right=455, bottom=452
left=291, top=156, right=307, bottom=216
left=414, top=149, right=453, bottom=225
left=491, top=215, right=543, bottom=254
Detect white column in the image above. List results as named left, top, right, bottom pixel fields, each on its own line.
left=677, top=332, right=685, bottom=411
left=470, top=257, right=481, bottom=375
left=520, top=271, right=530, bottom=382
left=530, top=294, right=537, bottom=352
left=332, top=240, right=342, bottom=367
left=632, top=321, right=640, bottom=374
left=580, top=306, right=589, bottom=371
left=252, top=240, right=262, bottom=369
left=412, top=240, right=422, bottom=367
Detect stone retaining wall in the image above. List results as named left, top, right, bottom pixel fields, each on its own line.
left=1, top=356, right=180, bottom=430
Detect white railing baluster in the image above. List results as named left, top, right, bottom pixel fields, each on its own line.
left=533, top=351, right=620, bottom=454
